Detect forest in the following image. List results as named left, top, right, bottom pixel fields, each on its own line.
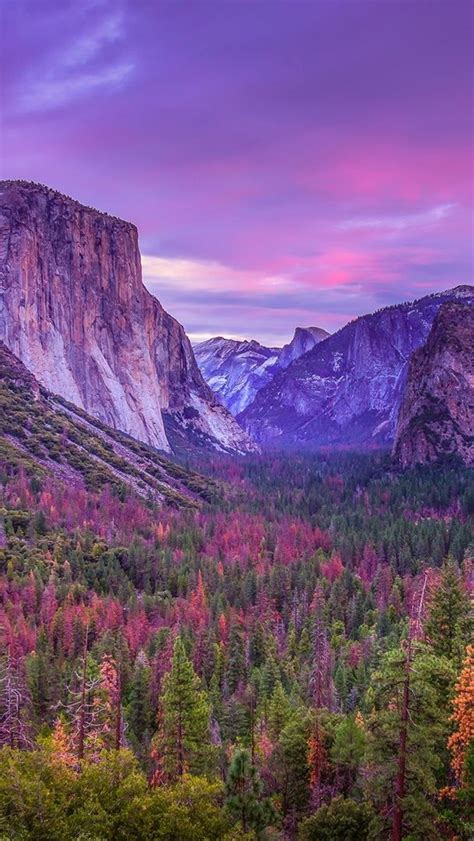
left=0, top=451, right=472, bottom=840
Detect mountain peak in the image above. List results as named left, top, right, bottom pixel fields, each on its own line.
left=278, top=325, right=330, bottom=370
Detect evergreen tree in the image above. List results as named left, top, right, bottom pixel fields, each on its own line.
left=227, top=624, right=246, bottom=694
left=364, top=645, right=453, bottom=839
left=127, top=653, right=153, bottom=760
left=330, top=714, right=365, bottom=796
left=425, top=561, right=472, bottom=663
left=225, top=747, right=273, bottom=835
left=297, top=796, right=371, bottom=841
left=268, top=681, right=293, bottom=738
left=154, top=636, right=210, bottom=781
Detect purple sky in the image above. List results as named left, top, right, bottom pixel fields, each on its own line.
left=1, top=0, right=472, bottom=346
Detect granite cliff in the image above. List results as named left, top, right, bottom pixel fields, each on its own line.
left=278, top=326, right=330, bottom=369
left=0, top=181, right=255, bottom=454
left=393, top=302, right=474, bottom=466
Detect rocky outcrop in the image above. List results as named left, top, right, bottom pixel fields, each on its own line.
left=0, top=180, right=256, bottom=454
left=194, top=337, right=280, bottom=415
left=278, top=326, right=329, bottom=369
left=240, top=286, right=474, bottom=448
left=393, top=302, right=474, bottom=467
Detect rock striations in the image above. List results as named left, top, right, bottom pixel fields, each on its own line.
left=0, top=181, right=256, bottom=455
left=393, top=302, right=474, bottom=467
left=240, top=286, right=474, bottom=448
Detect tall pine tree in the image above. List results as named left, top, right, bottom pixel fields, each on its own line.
left=154, top=636, right=210, bottom=782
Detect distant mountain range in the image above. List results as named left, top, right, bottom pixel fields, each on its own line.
left=194, top=326, right=329, bottom=415
left=196, top=285, right=473, bottom=462
left=0, top=180, right=472, bottom=470
left=239, top=285, right=473, bottom=451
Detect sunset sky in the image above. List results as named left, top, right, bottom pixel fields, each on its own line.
left=1, top=0, right=472, bottom=345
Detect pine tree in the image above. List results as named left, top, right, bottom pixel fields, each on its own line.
left=227, top=624, right=246, bottom=694
left=154, top=636, right=210, bottom=781
left=425, top=561, right=472, bottom=663
left=268, top=681, right=293, bottom=739
left=364, top=645, right=453, bottom=839
left=330, top=714, right=365, bottom=796
left=127, top=653, right=153, bottom=760
left=225, top=747, right=273, bottom=834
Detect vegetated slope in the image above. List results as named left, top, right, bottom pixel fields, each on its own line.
left=0, top=342, right=216, bottom=507
left=393, top=302, right=474, bottom=467
left=240, top=285, right=474, bottom=448
left=0, top=180, right=256, bottom=455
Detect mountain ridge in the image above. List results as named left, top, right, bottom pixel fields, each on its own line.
left=0, top=180, right=256, bottom=456
left=239, top=285, right=474, bottom=448
left=0, top=341, right=216, bottom=506
left=194, top=325, right=329, bottom=414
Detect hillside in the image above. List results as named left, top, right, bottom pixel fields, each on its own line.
left=0, top=180, right=255, bottom=456
left=0, top=342, right=216, bottom=507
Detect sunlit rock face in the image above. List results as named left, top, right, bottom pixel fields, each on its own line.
left=240, top=286, right=474, bottom=449
left=393, top=302, right=474, bottom=467
left=0, top=180, right=256, bottom=454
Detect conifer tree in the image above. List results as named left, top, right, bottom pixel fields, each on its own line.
left=425, top=561, right=472, bottom=663
left=365, top=645, right=453, bottom=839
left=330, top=714, right=365, bottom=796
left=127, top=653, right=153, bottom=759
left=154, top=636, right=210, bottom=781
left=225, top=747, right=273, bottom=834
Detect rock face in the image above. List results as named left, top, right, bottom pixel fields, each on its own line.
left=0, top=181, right=255, bottom=454
left=194, top=326, right=329, bottom=415
left=240, top=286, right=474, bottom=448
left=393, top=302, right=474, bottom=467
left=193, top=337, right=280, bottom=415
left=278, top=326, right=329, bottom=369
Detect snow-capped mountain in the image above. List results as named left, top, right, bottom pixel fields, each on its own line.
left=194, top=326, right=330, bottom=415
left=193, top=337, right=280, bottom=415
left=239, top=286, right=474, bottom=448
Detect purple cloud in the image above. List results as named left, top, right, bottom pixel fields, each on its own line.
left=1, top=0, right=472, bottom=345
